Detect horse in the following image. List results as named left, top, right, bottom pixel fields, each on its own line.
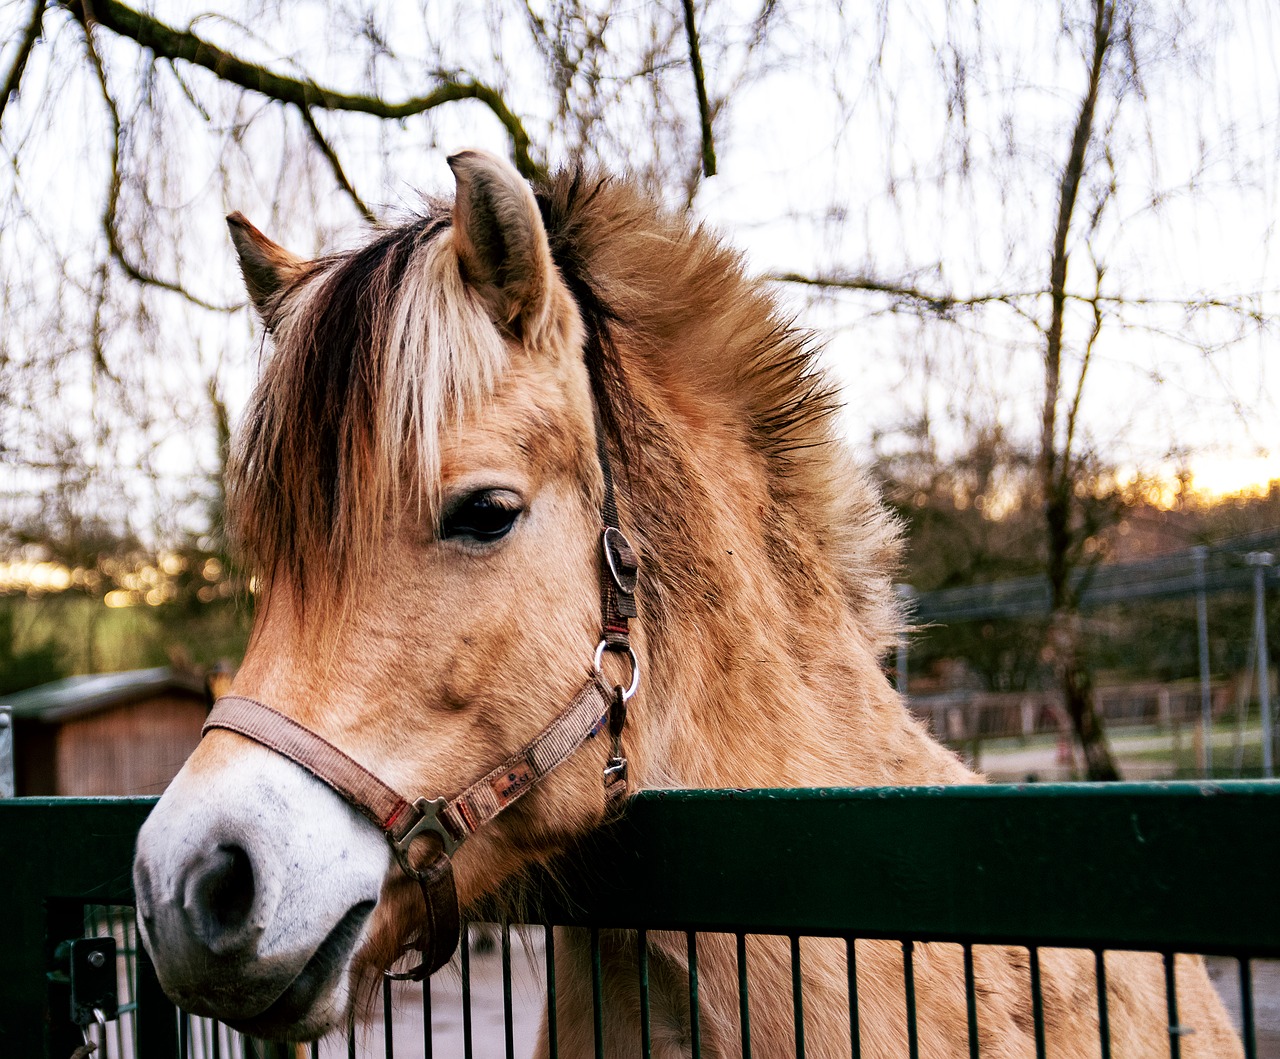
left=132, top=149, right=1241, bottom=1057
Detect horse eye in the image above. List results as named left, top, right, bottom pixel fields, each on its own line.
left=440, top=490, right=522, bottom=543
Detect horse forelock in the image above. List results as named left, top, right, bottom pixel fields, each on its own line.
left=226, top=206, right=509, bottom=607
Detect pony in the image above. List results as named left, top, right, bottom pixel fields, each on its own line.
left=132, top=149, right=1240, bottom=1057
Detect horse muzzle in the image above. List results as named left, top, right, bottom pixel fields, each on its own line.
left=132, top=737, right=392, bottom=1037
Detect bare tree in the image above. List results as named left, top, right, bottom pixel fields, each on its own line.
left=768, top=0, right=1278, bottom=778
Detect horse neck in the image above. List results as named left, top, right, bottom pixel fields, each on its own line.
left=615, top=373, right=972, bottom=792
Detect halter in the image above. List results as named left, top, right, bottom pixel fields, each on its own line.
left=201, top=419, right=639, bottom=979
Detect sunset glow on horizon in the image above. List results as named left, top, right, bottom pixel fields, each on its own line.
left=1186, top=456, right=1279, bottom=503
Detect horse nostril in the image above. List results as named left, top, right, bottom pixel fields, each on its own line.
left=184, top=842, right=258, bottom=954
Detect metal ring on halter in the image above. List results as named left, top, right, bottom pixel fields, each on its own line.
left=593, top=640, right=640, bottom=701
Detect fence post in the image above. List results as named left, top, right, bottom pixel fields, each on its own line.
left=1193, top=546, right=1212, bottom=777
left=1247, top=553, right=1274, bottom=778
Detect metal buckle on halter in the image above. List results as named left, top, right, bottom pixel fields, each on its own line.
left=602, top=526, right=639, bottom=593
left=593, top=639, right=640, bottom=701
left=393, top=796, right=465, bottom=875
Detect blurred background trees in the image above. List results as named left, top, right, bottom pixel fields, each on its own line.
left=2, top=0, right=1277, bottom=776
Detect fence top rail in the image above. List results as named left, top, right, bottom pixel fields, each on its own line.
left=3, top=782, right=1278, bottom=955
left=532, top=781, right=1280, bottom=956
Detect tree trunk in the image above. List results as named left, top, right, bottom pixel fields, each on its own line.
left=1039, top=0, right=1122, bottom=782
left=1047, top=607, right=1121, bottom=780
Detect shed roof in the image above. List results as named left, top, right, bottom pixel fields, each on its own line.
left=0, top=667, right=208, bottom=724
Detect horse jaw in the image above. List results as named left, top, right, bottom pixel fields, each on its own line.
left=133, top=735, right=393, bottom=1039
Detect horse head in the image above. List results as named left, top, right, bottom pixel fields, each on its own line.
left=132, top=150, right=636, bottom=1038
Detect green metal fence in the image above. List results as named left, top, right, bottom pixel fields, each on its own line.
left=2, top=783, right=1277, bottom=1057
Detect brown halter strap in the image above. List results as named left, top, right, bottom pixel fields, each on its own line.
left=201, top=414, right=639, bottom=979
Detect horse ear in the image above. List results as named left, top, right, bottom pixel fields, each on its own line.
left=448, top=149, right=558, bottom=345
left=226, top=212, right=309, bottom=324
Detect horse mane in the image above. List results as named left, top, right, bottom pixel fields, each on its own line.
left=227, top=167, right=902, bottom=652
left=536, top=170, right=903, bottom=655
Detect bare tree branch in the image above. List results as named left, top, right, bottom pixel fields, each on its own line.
left=1062, top=262, right=1106, bottom=492
left=770, top=271, right=1276, bottom=323
left=681, top=0, right=716, bottom=177
left=0, top=0, right=46, bottom=133
left=1043, top=0, right=1115, bottom=493
left=297, top=106, right=377, bottom=225
left=768, top=271, right=1043, bottom=314
left=79, top=7, right=241, bottom=313
left=686, top=0, right=716, bottom=180
left=60, top=0, right=542, bottom=179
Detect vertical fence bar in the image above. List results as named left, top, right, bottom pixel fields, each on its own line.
left=98, top=906, right=129, bottom=1059
left=1239, top=958, right=1257, bottom=1059
left=1094, top=950, right=1111, bottom=1059
left=1249, top=553, right=1274, bottom=777
left=963, top=943, right=979, bottom=1059
left=896, top=585, right=913, bottom=694
left=502, top=921, right=515, bottom=1059
left=902, top=940, right=919, bottom=1059
left=1193, top=546, right=1213, bottom=777
left=846, top=938, right=860, bottom=1059
left=0, top=705, right=13, bottom=798
left=422, top=969, right=433, bottom=1059
left=545, top=925, right=558, bottom=1059
left=383, top=974, right=395, bottom=1058
left=311, top=1040, right=320, bottom=1059
left=687, top=931, right=702, bottom=1059
left=121, top=906, right=140, bottom=1059
left=736, top=932, right=751, bottom=1059
left=348, top=1018, right=356, bottom=1059
left=637, top=928, right=651, bottom=1059
left=1164, top=952, right=1182, bottom=1059
left=461, top=923, right=474, bottom=1059
left=591, top=926, right=605, bottom=1059
left=1028, top=947, right=1046, bottom=1059
left=212, top=1020, right=223, bottom=1059
left=790, top=935, right=805, bottom=1059
left=180, top=1012, right=190, bottom=1058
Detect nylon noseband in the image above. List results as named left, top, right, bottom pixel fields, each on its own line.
left=201, top=420, right=638, bottom=979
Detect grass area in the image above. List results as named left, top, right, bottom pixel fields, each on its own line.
left=971, top=721, right=1275, bottom=781
left=1, top=593, right=251, bottom=694
left=1124, top=732, right=1270, bottom=777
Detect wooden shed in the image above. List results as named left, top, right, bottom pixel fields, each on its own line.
left=1, top=667, right=210, bottom=797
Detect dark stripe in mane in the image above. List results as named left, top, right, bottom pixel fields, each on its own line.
left=536, top=173, right=631, bottom=472
left=229, top=213, right=451, bottom=599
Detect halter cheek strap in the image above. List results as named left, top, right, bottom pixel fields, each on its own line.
left=201, top=411, right=640, bottom=980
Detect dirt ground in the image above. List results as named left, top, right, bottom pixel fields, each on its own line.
left=316, top=934, right=1278, bottom=1058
